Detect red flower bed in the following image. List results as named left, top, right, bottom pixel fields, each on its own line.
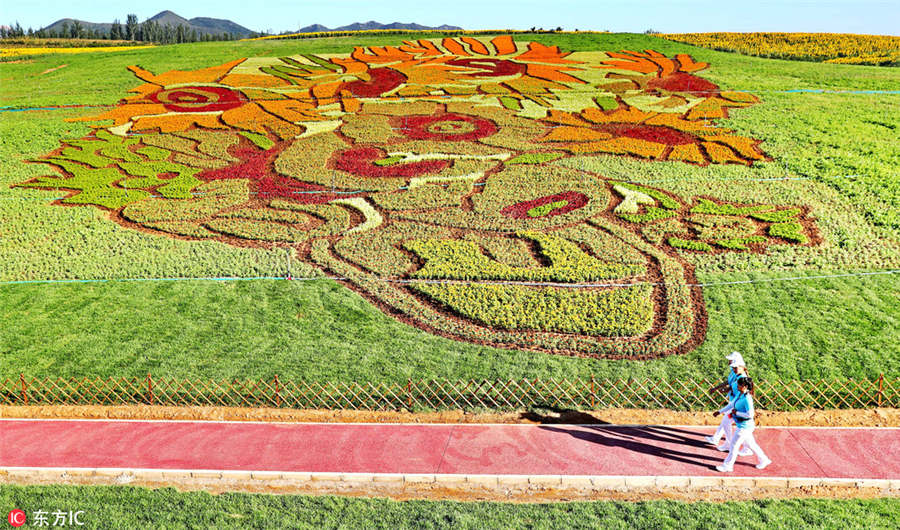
left=148, top=86, right=247, bottom=112
left=332, top=147, right=450, bottom=178
left=446, top=58, right=527, bottom=78
left=501, top=191, right=590, bottom=219
left=648, top=72, right=718, bottom=95
left=339, top=68, right=407, bottom=98
left=198, top=145, right=342, bottom=203
left=400, top=113, right=499, bottom=141
left=599, top=123, right=698, bottom=145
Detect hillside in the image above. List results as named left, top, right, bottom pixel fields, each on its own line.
left=42, top=10, right=255, bottom=37
left=39, top=13, right=461, bottom=38
left=41, top=18, right=113, bottom=35
left=145, top=10, right=191, bottom=28
left=189, top=16, right=255, bottom=36
left=296, top=20, right=462, bottom=32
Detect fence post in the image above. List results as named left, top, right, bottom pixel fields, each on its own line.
left=19, top=373, right=27, bottom=406
left=274, top=374, right=281, bottom=407
left=147, top=373, right=153, bottom=406
left=878, top=373, right=884, bottom=408
left=406, top=379, right=412, bottom=410
left=590, top=375, right=595, bottom=410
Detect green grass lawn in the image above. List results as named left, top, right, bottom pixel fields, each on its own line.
left=1, top=270, right=897, bottom=382
left=1, top=33, right=898, bottom=384
left=2, top=485, right=899, bottom=529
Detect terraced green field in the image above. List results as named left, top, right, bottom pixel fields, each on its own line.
left=1, top=33, right=897, bottom=383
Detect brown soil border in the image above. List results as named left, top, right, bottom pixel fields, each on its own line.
left=4, top=405, right=899, bottom=427
left=3, top=471, right=898, bottom=503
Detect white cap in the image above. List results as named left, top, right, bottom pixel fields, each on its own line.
left=725, top=351, right=740, bottom=360
left=728, top=352, right=746, bottom=367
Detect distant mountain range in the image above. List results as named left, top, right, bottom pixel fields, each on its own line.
left=41, top=11, right=462, bottom=38
left=296, top=21, right=462, bottom=33
left=42, top=10, right=255, bottom=37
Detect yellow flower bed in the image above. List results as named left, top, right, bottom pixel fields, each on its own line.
left=0, top=45, right=155, bottom=57
left=658, top=32, right=900, bottom=65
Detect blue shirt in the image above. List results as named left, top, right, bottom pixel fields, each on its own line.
left=726, top=370, right=738, bottom=400
left=731, top=391, right=755, bottom=429
left=728, top=371, right=747, bottom=401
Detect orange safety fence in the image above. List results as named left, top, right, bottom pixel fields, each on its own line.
left=2, top=375, right=896, bottom=412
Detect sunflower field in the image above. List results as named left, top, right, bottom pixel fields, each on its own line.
left=659, top=32, right=900, bottom=66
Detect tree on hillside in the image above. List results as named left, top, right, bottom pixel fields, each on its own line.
left=110, top=19, right=122, bottom=40
left=70, top=20, right=83, bottom=38
left=125, top=14, right=138, bottom=40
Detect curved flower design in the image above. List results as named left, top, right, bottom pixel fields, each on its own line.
left=501, top=192, right=590, bottom=219
left=147, top=86, right=247, bottom=113
left=71, top=59, right=321, bottom=138
left=18, top=37, right=818, bottom=360
left=333, top=146, right=452, bottom=178
left=541, top=107, right=768, bottom=165
left=338, top=67, right=407, bottom=97
left=402, top=113, right=499, bottom=141
left=594, top=49, right=760, bottom=119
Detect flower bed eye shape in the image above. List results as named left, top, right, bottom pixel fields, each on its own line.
left=401, top=113, right=498, bottom=141
left=501, top=192, right=589, bottom=219
left=528, top=200, right=569, bottom=218
left=149, top=86, right=247, bottom=112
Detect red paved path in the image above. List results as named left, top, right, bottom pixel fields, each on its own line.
left=2, top=420, right=898, bottom=478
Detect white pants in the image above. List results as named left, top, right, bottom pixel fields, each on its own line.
left=712, top=413, right=734, bottom=446
left=723, top=424, right=768, bottom=468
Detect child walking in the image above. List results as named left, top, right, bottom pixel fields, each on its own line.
left=715, top=377, right=772, bottom=472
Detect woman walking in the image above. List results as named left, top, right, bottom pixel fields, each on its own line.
left=706, top=351, right=749, bottom=453
left=715, top=377, right=772, bottom=472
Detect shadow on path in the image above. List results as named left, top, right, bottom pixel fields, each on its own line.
left=519, top=410, right=608, bottom=425
left=540, top=425, right=720, bottom=470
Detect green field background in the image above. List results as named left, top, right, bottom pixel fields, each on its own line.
left=1, top=33, right=898, bottom=383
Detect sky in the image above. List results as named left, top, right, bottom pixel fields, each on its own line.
left=3, top=0, right=898, bottom=35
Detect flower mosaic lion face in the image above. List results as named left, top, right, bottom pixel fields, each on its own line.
left=20, top=36, right=819, bottom=358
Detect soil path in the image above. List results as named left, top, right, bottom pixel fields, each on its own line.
left=4, top=405, right=898, bottom=427
left=2, top=419, right=898, bottom=479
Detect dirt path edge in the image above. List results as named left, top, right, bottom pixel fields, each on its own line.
left=3, top=405, right=898, bottom=427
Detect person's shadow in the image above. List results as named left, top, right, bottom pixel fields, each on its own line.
left=527, top=410, right=720, bottom=469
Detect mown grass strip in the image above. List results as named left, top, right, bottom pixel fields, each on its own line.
left=1, top=485, right=898, bottom=529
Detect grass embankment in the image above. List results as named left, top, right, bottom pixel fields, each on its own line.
left=2, top=485, right=899, bottom=529
left=1, top=34, right=898, bottom=383
left=1, top=272, right=897, bottom=382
